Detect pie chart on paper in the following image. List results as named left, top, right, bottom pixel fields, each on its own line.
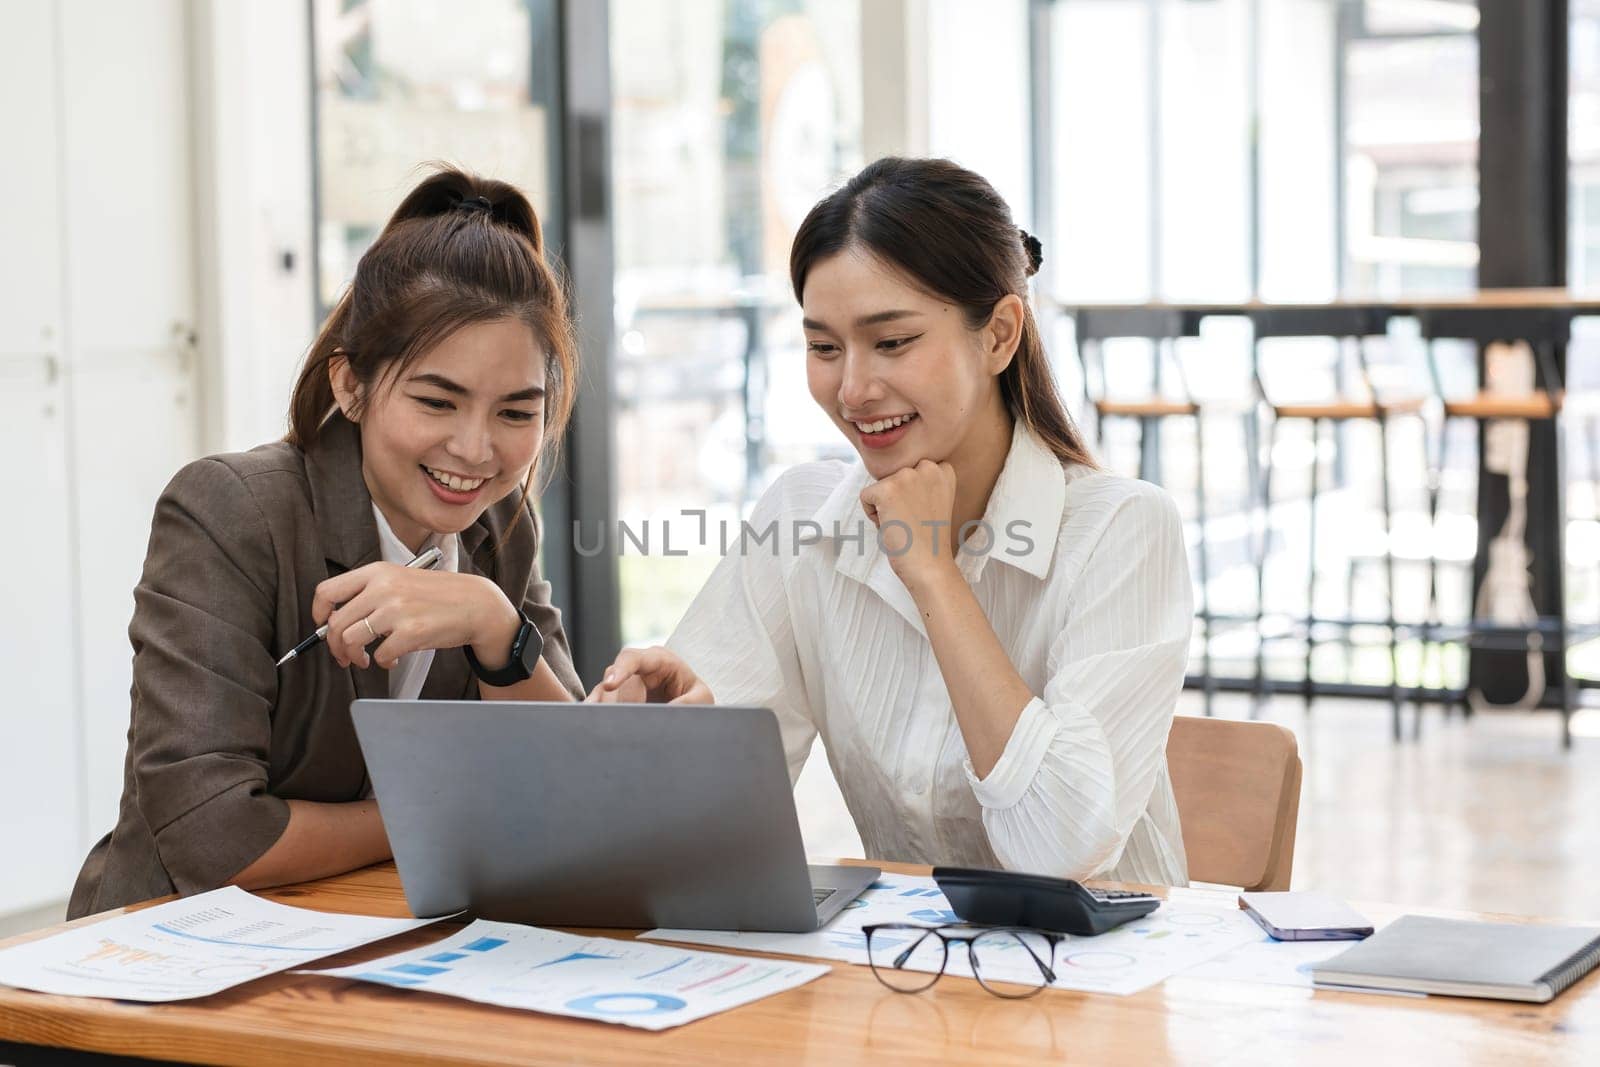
left=565, top=992, right=688, bottom=1016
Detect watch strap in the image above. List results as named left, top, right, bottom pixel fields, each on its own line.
left=464, top=609, right=543, bottom=686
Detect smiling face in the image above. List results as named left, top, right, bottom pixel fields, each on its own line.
left=331, top=317, right=547, bottom=551
left=801, top=247, right=1016, bottom=483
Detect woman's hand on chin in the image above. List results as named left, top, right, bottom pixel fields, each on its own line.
left=859, top=458, right=961, bottom=591
left=586, top=646, right=715, bottom=705
left=312, top=563, right=518, bottom=670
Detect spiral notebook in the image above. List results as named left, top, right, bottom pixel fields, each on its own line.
left=1310, top=914, right=1600, bottom=1003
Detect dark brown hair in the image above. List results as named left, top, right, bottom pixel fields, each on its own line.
left=789, top=157, right=1095, bottom=468
left=287, top=165, right=577, bottom=495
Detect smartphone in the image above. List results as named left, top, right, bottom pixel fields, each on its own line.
left=1238, top=891, right=1374, bottom=941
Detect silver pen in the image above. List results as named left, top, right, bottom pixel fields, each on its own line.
left=275, top=544, right=444, bottom=668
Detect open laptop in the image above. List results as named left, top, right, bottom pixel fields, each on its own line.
left=351, top=699, right=879, bottom=932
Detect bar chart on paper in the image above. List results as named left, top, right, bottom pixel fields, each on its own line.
left=306, top=920, right=830, bottom=1030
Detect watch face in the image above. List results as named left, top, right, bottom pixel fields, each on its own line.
left=516, top=617, right=543, bottom=673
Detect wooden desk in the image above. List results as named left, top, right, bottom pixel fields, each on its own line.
left=1, top=862, right=1595, bottom=1065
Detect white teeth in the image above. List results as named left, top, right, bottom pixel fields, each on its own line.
left=855, top=414, right=914, bottom=434
left=425, top=466, right=486, bottom=492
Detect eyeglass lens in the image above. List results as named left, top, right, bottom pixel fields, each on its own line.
left=867, top=925, right=1059, bottom=998
left=866, top=924, right=947, bottom=992
left=967, top=928, right=1058, bottom=998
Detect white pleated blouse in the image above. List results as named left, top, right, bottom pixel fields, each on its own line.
left=668, top=422, right=1193, bottom=885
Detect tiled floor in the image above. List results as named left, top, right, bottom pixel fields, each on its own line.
left=794, top=691, right=1600, bottom=922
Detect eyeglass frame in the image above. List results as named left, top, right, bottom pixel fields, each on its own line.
left=861, top=922, right=1065, bottom=999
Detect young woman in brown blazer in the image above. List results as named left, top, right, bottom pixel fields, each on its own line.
left=69, top=168, right=590, bottom=917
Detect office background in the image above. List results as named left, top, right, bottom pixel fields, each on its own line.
left=3, top=0, right=1598, bottom=934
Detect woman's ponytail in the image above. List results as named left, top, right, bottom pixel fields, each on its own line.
left=286, top=292, right=351, bottom=448
left=387, top=168, right=545, bottom=253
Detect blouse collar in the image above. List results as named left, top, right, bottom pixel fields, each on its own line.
left=808, top=420, right=1068, bottom=632
left=371, top=501, right=460, bottom=572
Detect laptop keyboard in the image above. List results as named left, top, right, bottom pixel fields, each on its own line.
left=812, top=886, right=837, bottom=906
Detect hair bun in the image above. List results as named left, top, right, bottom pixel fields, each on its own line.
left=1019, top=228, right=1044, bottom=276
left=384, top=165, right=544, bottom=252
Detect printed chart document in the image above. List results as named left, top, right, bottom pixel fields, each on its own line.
left=0, top=887, right=439, bottom=1002
left=1178, top=932, right=1368, bottom=988
left=645, top=872, right=1261, bottom=996
left=307, top=919, right=829, bottom=1031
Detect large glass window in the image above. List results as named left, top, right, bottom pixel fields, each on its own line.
left=1574, top=0, right=1600, bottom=290
left=311, top=0, right=561, bottom=311
left=609, top=0, right=863, bottom=647
left=1052, top=0, right=1154, bottom=303
left=1343, top=1, right=1479, bottom=295
left=1047, top=0, right=1479, bottom=305
left=1258, top=0, right=1338, bottom=302
left=1044, top=0, right=1479, bottom=692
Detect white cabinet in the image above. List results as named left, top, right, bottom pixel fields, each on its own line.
left=0, top=0, right=83, bottom=917
left=0, top=363, right=82, bottom=914
left=71, top=355, right=198, bottom=833
left=0, top=0, right=200, bottom=915
left=57, top=0, right=197, bottom=353
left=58, top=0, right=200, bottom=840
left=0, top=2, right=66, bottom=355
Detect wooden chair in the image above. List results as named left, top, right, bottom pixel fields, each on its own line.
left=1166, top=714, right=1302, bottom=891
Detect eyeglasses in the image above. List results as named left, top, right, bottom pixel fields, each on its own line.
left=862, top=923, right=1064, bottom=999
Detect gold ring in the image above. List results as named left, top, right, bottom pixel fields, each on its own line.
left=362, top=617, right=377, bottom=641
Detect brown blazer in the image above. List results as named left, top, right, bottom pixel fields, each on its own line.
left=68, top=414, right=583, bottom=917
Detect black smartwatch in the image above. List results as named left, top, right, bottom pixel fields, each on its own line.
left=464, top=608, right=544, bottom=687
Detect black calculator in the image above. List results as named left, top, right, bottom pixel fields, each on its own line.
left=932, top=866, right=1161, bottom=936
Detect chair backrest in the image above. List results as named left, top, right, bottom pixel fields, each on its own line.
left=1166, top=715, right=1302, bottom=892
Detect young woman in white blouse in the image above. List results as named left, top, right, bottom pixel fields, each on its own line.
left=594, top=157, right=1194, bottom=886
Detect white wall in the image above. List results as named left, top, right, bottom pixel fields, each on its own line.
left=0, top=0, right=313, bottom=919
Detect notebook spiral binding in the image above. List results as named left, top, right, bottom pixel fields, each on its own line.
left=1541, top=932, right=1600, bottom=998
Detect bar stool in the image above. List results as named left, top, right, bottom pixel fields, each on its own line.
left=1249, top=305, right=1427, bottom=741
left=1417, top=305, right=1577, bottom=747
left=1072, top=306, right=1218, bottom=714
